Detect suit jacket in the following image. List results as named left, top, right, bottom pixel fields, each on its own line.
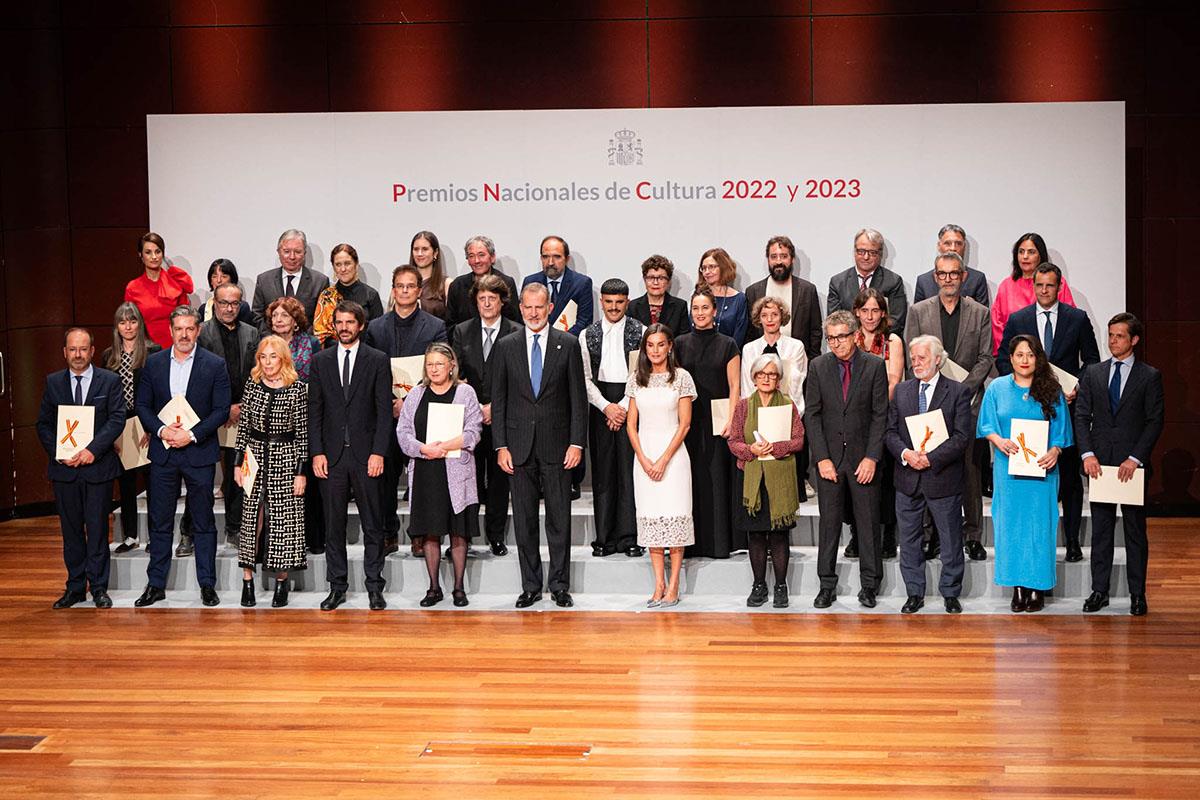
left=307, top=342, right=394, bottom=469
left=744, top=275, right=823, bottom=360
left=912, top=267, right=991, bottom=307
left=884, top=376, right=973, bottom=499
left=827, top=265, right=909, bottom=335
left=627, top=293, right=691, bottom=337
left=100, top=342, right=163, bottom=418
left=1074, top=359, right=1164, bottom=471
left=803, top=349, right=888, bottom=470
left=490, top=326, right=588, bottom=465
left=523, top=268, right=593, bottom=336
left=451, top=316, right=521, bottom=405
left=445, top=269, right=521, bottom=328
left=363, top=308, right=448, bottom=357
left=902, top=296, right=994, bottom=407
left=250, top=266, right=330, bottom=332
left=197, top=318, right=260, bottom=403
left=135, top=347, right=232, bottom=468
left=997, top=302, right=1100, bottom=377
left=37, top=367, right=126, bottom=483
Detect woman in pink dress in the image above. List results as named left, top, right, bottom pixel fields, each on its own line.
left=991, top=232, right=1075, bottom=355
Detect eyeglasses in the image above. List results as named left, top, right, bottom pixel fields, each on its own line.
left=215, top=300, right=240, bottom=308
left=826, top=333, right=853, bottom=344
left=934, top=270, right=963, bottom=281
left=754, top=372, right=781, bottom=381
left=393, top=283, right=419, bottom=290
left=855, top=248, right=881, bottom=258
left=645, top=275, right=669, bottom=283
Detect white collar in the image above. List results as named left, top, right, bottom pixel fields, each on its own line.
left=601, top=316, right=626, bottom=335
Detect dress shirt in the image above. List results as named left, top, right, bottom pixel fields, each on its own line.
left=480, top=318, right=501, bottom=357
left=1081, top=354, right=1141, bottom=466
left=901, top=371, right=940, bottom=467
left=163, top=347, right=197, bottom=441
left=281, top=266, right=302, bottom=295
left=856, top=269, right=877, bottom=290
left=597, top=317, right=629, bottom=383
left=338, top=340, right=361, bottom=390
left=740, top=334, right=807, bottom=414
left=68, top=365, right=94, bottom=405
left=524, top=325, right=547, bottom=374
left=1037, top=302, right=1059, bottom=352
left=765, top=277, right=792, bottom=314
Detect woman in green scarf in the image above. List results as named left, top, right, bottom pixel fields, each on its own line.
left=726, top=354, right=805, bottom=608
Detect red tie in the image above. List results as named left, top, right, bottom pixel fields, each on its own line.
left=840, top=358, right=851, bottom=401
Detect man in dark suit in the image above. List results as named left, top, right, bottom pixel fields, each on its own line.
left=450, top=273, right=521, bottom=556
left=805, top=310, right=889, bottom=609
left=1076, top=313, right=1164, bottom=616
left=364, top=264, right=449, bottom=556
left=827, top=227, right=909, bottom=334
left=250, top=228, right=330, bottom=332
left=492, top=282, right=588, bottom=608
left=309, top=300, right=394, bottom=611
left=627, top=254, right=691, bottom=337
left=445, top=235, right=521, bottom=327
left=885, top=336, right=974, bottom=613
left=196, top=282, right=260, bottom=545
left=36, top=328, right=126, bottom=609
left=998, top=262, right=1101, bottom=561
left=744, top=235, right=823, bottom=360
left=911, top=224, right=991, bottom=307
left=522, top=235, right=593, bottom=337
left=134, top=306, right=232, bottom=607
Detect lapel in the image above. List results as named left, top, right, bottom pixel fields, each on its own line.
left=274, top=269, right=285, bottom=296
left=60, top=371, right=76, bottom=404
left=843, top=349, right=866, bottom=406
left=516, top=329, right=535, bottom=402
left=183, top=350, right=202, bottom=403
left=345, top=344, right=368, bottom=405
left=1114, top=359, right=1144, bottom=417
left=925, top=377, right=948, bottom=412
left=84, top=371, right=102, bottom=404
left=538, top=329, right=560, bottom=396
left=1051, top=306, right=1071, bottom=362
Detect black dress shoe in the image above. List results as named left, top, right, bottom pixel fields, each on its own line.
left=175, top=535, right=194, bottom=557
left=901, top=595, right=924, bottom=614
left=1065, top=541, right=1084, bottom=563
left=813, top=587, right=835, bottom=608
left=240, top=580, right=256, bottom=607
left=452, top=589, right=469, bottom=607
left=1010, top=586, right=1028, bottom=612
left=922, top=536, right=940, bottom=561
left=843, top=537, right=859, bottom=559
left=369, top=590, right=388, bottom=610
left=591, top=543, right=609, bottom=557
left=489, top=541, right=508, bottom=556
left=515, top=591, right=542, bottom=609
left=272, top=579, right=290, bottom=608
left=858, top=588, right=877, bottom=609
left=134, top=585, right=166, bottom=607
left=307, top=545, right=325, bottom=555
left=92, top=590, right=113, bottom=609
left=964, top=540, right=986, bottom=561
left=1130, top=593, right=1148, bottom=616
left=746, top=582, right=769, bottom=607
left=552, top=589, right=574, bottom=608
left=53, top=589, right=87, bottom=609
left=944, top=597, right=963, bottom=614
left=114, top=540, right=139, bottom=554
left=772, top=583, right=789, bottom=608
left=320, top=589, right=347, bottom=611
left=383, top=536, right=399, bottom=556
left=625, top=545, right=645, bottom=558
left=880, top=526, right=897, bottom=559
left=418, top=589, right=441, bottom=608
left=570, top=484, right=581, bottom=501
left=1082, top=591, right=1109, bottom=613
left=200, top=587, right=220, bottom=607
left=1025, top=589, right=1045, bottom=612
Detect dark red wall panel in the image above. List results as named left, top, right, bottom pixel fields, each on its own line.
left=3, top=229, right=73, bottom=330
left=66, top=128, right=149, bottom=228
left=71, top=228, right=151, bottom=328
left=329, top=0, right=646, bottom=24
left=1, top=29, right=65, bottom=130
left=62, top=28, right=172, bottom=127
left=169, top=0, right=325, bottom=27
left=1, top=130, right=70, bottom=230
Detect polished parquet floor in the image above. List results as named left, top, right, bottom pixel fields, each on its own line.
left=2, top=516, right=1199, bottom=799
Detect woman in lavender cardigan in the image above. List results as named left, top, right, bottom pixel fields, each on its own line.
left=397, top=342, right=484, bottom=607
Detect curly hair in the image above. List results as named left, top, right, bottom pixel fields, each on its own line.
left=1009, top=334, right=1060, bottom=420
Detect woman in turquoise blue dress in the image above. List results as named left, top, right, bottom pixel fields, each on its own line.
left=977, top=334, right=1073, bottom=612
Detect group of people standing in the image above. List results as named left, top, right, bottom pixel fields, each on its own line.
left=37, top=224, right=1163, bottom=616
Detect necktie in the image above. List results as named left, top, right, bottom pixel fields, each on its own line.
left=530, top=333, right=542, bottom=398
left=342, top=348, right=351, bottom=400
left=483, top=327, right=494, bottom=361
left=919, top=382, right=929, bottom=414
left=840, top=359, right=851, bottom=401
left=859, top=274, right=868, bottom=291
left=1109, top=361, right=1123, bottom=413
left=285, top=274, right=296, bottom=298
left=1043, top=310, right=1054, bottom=354
left=74, top=375, right=83, bottom=405
left=549, top=280, right=560, bottom=309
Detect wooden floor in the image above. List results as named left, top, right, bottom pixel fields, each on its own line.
left=2, top=517, right=1199, bottom=799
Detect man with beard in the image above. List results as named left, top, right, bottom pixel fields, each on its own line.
left=744, top=235, right=823, bottom=361
left=912, top=224, right=991, bottom=307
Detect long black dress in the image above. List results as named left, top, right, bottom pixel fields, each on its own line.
left=674, top=327, right=742, bottom=558
left=408, top=387, right=478, bottom=538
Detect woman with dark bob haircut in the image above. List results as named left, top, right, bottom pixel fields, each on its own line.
left=990, top=232, right=1077, bottom=355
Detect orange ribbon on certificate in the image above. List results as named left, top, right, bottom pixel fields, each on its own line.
left=59, top=419, right=80, bottom=447
left=918, top=426, right=934, bottom=453
left=240, top=451, right=252, bottom=478
left=1017, top=432, right=1038, bottom=463
left=393, top=381, right=413, bottom=393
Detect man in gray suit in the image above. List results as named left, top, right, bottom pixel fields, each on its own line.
left=903, top=251, right=994, bottom=561
left=744, top=235, right=823, bottom=360
left=805, top=310, right=889, bottom=609
left=912, top=224, right=991, bottom=306
left=250, top=228, right=330, bottom=332
left=827, top=227, right=909, bottom=334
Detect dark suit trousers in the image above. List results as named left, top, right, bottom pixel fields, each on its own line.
left=219, top=446, right=244, bottom=537
left=147, top=462, right=217, bottom=589
left=115, top=465, right=149, bottom=541
left=321, top=450, right=386, bottom=592
left=53, top=478, right=113, bottom=593
left=1091, top=501, right=1148, bottom=594
left=923, top=438, right=984, bottom=544
left=1058, top=445, right=1083, bottom=544
left=511, top=452, right=572, bottom=594
left=588, top=382, right=637, bottom=551
left=471, top=424, right=510, bottom=545
left=381, top=436, right=407, bottom=538
left=897, top=488, right=965, bottom=597
left=816, top=463, right=881, bottom=591
left=303, top=460, right=325, bottom=551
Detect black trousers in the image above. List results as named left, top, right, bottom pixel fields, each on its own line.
left=1091, top=501, right=1148, bottom=594
left=115, top=465, right=150, bottom=541
left=511, top=452, right=572, bottom=594
left=53, top=478, right=113, bottom=593
left=469, top=423, right=510, bottom=545
left=179, top=447, right=242, bottom=538
left=381, top=436, right=407, bottom=538
left=303, top=460, right=325, bottom=551
left=816, top=461, right=880, bottom=591
left=1058, top=445, right=1083, bottom=545
left=321, top=450, right=386, bottom=592
left=588, top=381, right=637, bottom=552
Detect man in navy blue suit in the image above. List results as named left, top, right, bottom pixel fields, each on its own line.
left=134, top=306, right=232, bottom=607
left=998, top=262, right=1100, bottom=562
left=37, top=329, right=127, bottom=609
left=884, top=335, right=974, bottom=614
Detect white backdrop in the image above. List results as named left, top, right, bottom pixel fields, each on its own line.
left=148, top=101, right=1124, bottom=352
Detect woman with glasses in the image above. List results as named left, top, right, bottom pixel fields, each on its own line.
left=197, top=259, right=254, bottom=325
left=695, top=247, right=748, bottom=346
left=991, top=232, right=1077, bottom=355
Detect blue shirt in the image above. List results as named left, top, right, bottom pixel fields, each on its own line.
left=169, top=346, right=196, bottom=397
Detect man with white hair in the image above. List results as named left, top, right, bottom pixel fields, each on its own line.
left=827, top=227, right=909, bottom=334
left=250, top=228, right=330, bottom=332
left=884, top=335, right=974, bottom=614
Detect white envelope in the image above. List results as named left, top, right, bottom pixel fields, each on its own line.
left=157, top=395, right=200, bottom=449
left=427, top=402, right=465, bottom=459
left=1089, top=466, right=1145, bottom=506
left=390, top=355, right=425, bottom=399
left=552, top=299, right=578, bottom=332
left=905, top=409, right=949, bottom=454
left=711, top=398, right=731, bottom=436
left=241, top=447, right=259, bottom=499
left=217, top=422, right=239, bottom=449
left=56, top=405, right=95, bottom=461
left=1051, top=364, right=1079, bottom=395
left=1007, top=418, right=1050, bottom=478
left=754, top=405, right=792, bottom=461
left=940, top=357, right=970, bottom=383
left=628, top=350, right=639, bottom=374
left=117, top=416, right=150, bottom=470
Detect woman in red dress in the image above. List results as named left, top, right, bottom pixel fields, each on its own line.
left=123, top=232, right=193, bottom=349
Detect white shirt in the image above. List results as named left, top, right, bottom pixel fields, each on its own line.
left=855, top=268, right=877, bottom=288
left=480, top=318, right=501, bottom=356
left=168, top=347, right=196, bottom=396
left=68, top=364, right=94, bottom=404
left=524, top=325, right=548, bottom=375
left=765, top=277, right=792, bottom=315
left=740, top=335, right=807, bottom=414
left=580, top=319, right=630, bottom=412
left=1081, top=354, right=1141, bottom=466
left=900, top=372, right=940, bottom=467
left=280, top=266, right=303, bottom=294
left=338, top=340, right=361, bottom=388
left=1037, top=302, right=1059, bottom=351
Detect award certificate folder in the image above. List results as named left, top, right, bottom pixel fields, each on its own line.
left=1007, top=418, right=1049, bottom=478
left=426, top=402, right=465, bottom=459
left=1089, top=466, right=1145, bottom=506
left=711, top=399, right=731, bottom=436
left=158, top=395, right=200, bottom=449
left=56, top=405, right=94, bottom=461
left=1051, top=364, right=1079, bottom=395
left=390, top=356, right=425, bottom=399
left=241, top=447, right=259, bottom=498
left=217, top=423, right=239, bottom=449
left=940, top=358, right=970, bottom=383
left=552, top=300, right=578, bottom=332
left=905, top=409, right=949, bottom=454
left=754, top=405, right=792, bottom=461
left=117, top=416, right=151, bottom=470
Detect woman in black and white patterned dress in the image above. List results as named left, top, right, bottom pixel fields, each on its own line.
left=233, top=336, right=308, bottom=608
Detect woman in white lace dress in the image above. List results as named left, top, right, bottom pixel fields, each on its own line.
left=626, top=323, right=697, bottom=608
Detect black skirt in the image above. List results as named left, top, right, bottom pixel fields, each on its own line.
left=408, top=388, right=478, bottom=539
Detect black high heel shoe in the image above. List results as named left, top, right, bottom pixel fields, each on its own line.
left=240, top=579, right=256, bottom=608
left=272, top=578, right=290, bottom=608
